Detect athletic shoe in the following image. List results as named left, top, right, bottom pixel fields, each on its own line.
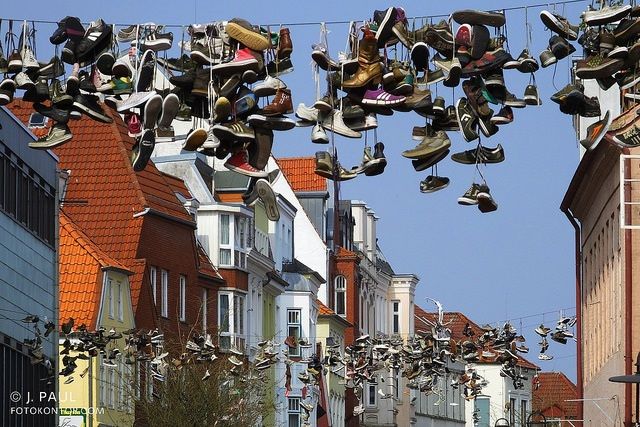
left=116, top=91, right=157, bottom=112
left=143, top=94, right=162, bottom=130
left=455, top=97, right=479, bottom=142
left=402, top=127, right=451, bottom=159
left=138, top=30, right=173, bottom=51
left=452, top=10, right=506, bottom=27
left=612, top=123, right=640, bottom=147
left=212, top=121, right=255, bottom=143
left=225, top=150, right=268, bottom=177
left=246, top=114, right=296, bottom=131
left=411, top=149, right=449, bottom=171
left=212, top=48, right=260, bottom=75
left=183, top=128, right=208, bottom=151
left=539, top=49, right=557, bottom=68
left=253, top=75, right=287, bottom=97
left=420, top=175, right=450, bottom=193
left=38, top=56, right=65, bottom=79
left=477, top=185, right=498, bottom=213
left=7, top=49, right=22, bottom=73
left=21, top=45, right=40, bottom=71
left=50, top=16, right=85, bottom=45
left=582, top=4, right=632, bottom=26
left=72, top=94, right=112, bottom=123
left=452, top=144, right=504, bottom=164
left=524, top=85, right=541, bottom=106
left=117, top=25, right=138, bottom=42
left=579, top=111, right=611, bottom=151
left=361, top=88, right=405, bottom=106
left=29, top=123, right=73, bottom=149
left=15, top=72, right=35, bottom=90
left=410, top=42, right=429, bottom=70
left=97, top=77, right=133, bottom=95
left=76, top=19, right=113, bottom=63
left=34, top=102, right=70, bottom=124
left=124, top=112, right=142, bottom=138
left=549, top=35, right=576, bottom=61
left=575, top=54, right=624, bottom=79
left=311, top=124, right=329, bottom=144
left=539, top=10, right=579, bottom=40
left=226, top=18, right=270, bottom=51
left=0, top=78, right=16, bottom=105
left=132, top=129, right=155, bottom=172
left=321, top=109, right=361, bottom=138
left=373, top=7, right=398, bottom=47
left=458, top=183, right=482, bottom=205
left=490, top=106, right=514, bottom=125
left=96, top=51, right=116, bottom=75
left=136, top=49, right=156, bottom=92
left=158, top=93, right=180, bottom=129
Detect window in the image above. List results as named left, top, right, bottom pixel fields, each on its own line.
left=219, top=214, right=231, bottom=265
left=202, top=289, right=208, bottom=331
left=288, top=397, right=300, bottom=427
left=179, top=275, right=186, bottom=322
left=335, top=275, right=346, bottom=316
left=367, top=382, right=376, bottom=407
left=510, top=397, right=517, bottom=426
left=475, top=396, right=490, bottom=427
left=150, top=267, right=157, bottom=305
left=218, top=292, right=246, bottom=350
left=520, top=400, right=528, bottom=427
left=0, top=145, right=55, bottom=244
left=108, top=280, right=114, bottom=319
left=392, top=301, right=400, bottom=334
left=117, top=281, right=123, bottom=321
left=28, top=112, right=47, bottom=128
left=234, top=215, right=248, bottom=268
left=161, top=270, right=168, bottom=318
left=288, top=309, right=301, bottom=357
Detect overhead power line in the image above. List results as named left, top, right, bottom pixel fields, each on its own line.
left=0, top=0, right=590, bottom=29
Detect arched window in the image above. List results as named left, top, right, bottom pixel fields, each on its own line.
left=334, top=275, right=346, bottom=316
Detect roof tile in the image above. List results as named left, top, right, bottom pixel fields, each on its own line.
left=533, top=372, right=578, bottom=418
left=277, top=157, right=328, bottom=192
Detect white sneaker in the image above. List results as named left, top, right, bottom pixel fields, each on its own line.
left=311, top=124, right=329, bottom=144
left=116, top=90, right=157, bottom=112
left=295, top=103, right=319, bottom=123
left=253, top=75, right=287, bottom=98
left=346, top=113, right=378, bottom=131
left=21, top=46, right=39, bottom=71
left=321, top=109, right=361, bottom=138
left=14, top=72, right=35, bottom=90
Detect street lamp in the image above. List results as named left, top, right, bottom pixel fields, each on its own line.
left=609, top=351, right=640, bottom=426
left=495, top=418, right=510, bottom=427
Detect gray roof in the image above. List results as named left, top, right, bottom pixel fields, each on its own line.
left=375, top=243, right=395, bottom=275
left=282, top=258, right=326, bottom=284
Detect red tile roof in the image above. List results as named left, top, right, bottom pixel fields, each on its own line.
left=533, top=372, right=578, bottom=419
left=59, top=210, right=131, bottom=329
left=162, top=171, right=194, bottom=201
left=8, top=100, right=198, bottom=311
left=277, top=157, right=328, bottom=192
left=415, top=306, right=538, bottom=370
left=317, top=299, right=335, bottom=316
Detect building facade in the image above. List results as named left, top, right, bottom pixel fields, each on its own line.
left=0, top=105, right=58, bottom=427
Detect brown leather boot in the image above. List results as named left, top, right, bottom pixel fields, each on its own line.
left=262, top=88, right=293, bottom=116
left=277, top=28, right=293, bottom=60
left=342, top=30, right=383, bottom=88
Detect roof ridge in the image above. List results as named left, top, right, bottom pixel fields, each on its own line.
left=60, top=210, right=131, bottom=272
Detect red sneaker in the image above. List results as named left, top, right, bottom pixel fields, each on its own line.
left=212, top=48, right=260, bottom=74
left=125, top=112, right=142, bottom=137
left=224, top=150, right=268, bottom=177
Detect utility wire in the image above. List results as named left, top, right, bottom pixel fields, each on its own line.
left=0, top=0, right=590, bottom=29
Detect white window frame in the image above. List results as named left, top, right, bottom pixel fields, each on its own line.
left=179, top=275, right=186, bottom=322
left=202, top=288, right=208, bottom=331
left=367, top=381, right=377, bottom=407
left=117, top=281, right=123, bottom=321
left=107, top=279, right=114, bottom=319
left=392, top=300, right=400, bottom=334
left=288, top=397, right=301, bottom=427
left=150, top=266, right=157, bottom=305
left=161, top=270, right=168, bottom=318
left=219, top=214, right=232, bottom=266
left=218, top=291, right=246, bottom=350
left=334, top=275, right=346, bottom=316
left=287, top=309, right=302, bottom=357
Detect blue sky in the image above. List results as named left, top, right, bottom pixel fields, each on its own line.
left=2, top=0, right=591, bottom=379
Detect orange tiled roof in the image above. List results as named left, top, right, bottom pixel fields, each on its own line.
left=8, top=100, right=200, bottom=309
left=197, top=241, right=222, bottom=280
left=277, top=157, right=327, bottom=192
left=59, top=211, right=131, bottom=329
left=415, top=306, right=538, bottom=370
left=317, top=299, right=335, bottom=316
left=533, top=372, right=578, bottom=418
left=162, top=171, right=194, bottom=201
left=218, top=192, right=244, bottom=203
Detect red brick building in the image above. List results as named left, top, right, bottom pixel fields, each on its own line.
left=10, top=100, right=224, bottom=343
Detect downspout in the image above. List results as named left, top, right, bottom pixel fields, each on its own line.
left=622, top=148, right=633, bottom=426
left=563, top=209, right=583, bottom=423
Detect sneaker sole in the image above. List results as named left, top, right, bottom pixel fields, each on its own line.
left=455, top=98, right=479, bottom=142
left=143, top=95, right=163, bottom=130
left=584, top=6, right=632, bottom=26
left=452, top=10, right=506, bottom=27
left=247, top=114, right=296, bottom=131
left=212, top=58, right=260, bottom=74
left=539, top=10, right=577, bottom=40
left=620, top=74, right=640, bottom=90
left=256, top=179, right=279, bottom=220
left=117, top=91, right=157, bottom=112
left=183, top=128, right=208, bottom=151
left=457, top=196, right=479, bottom=206
left=225, top=161, right=269, bottom=178
left=420, top=181, right=449, bottom=193
left=412, top=149, right=450, bottom=171
left=254, top=83, right=285, bottom=98
left=190, top=50, right=218, bottom=65
left=142, top=39, right=172, bottom=51
left=226, top=22, right=270, bottom=51
left=132, top=131, right=155, bottom=172
left=576, top=59, right=624, bottom=80
left=490, top=116, right=512, bottom=125
left=73, top=101, right=112, bottom=123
